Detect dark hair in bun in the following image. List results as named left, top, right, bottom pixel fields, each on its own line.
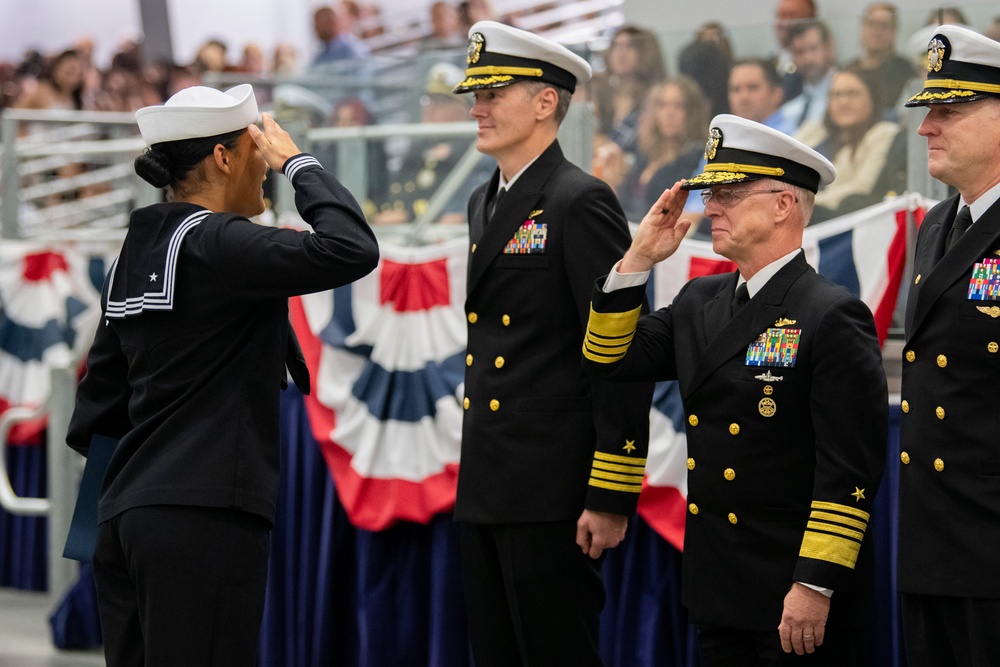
left=134, top=128, right=245, bottom=189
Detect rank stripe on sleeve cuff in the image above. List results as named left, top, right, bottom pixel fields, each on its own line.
left=798, top=500, right=870, bottom=569
left=799, top=530, right=862, bottom=569
left=283, top=154, right=322, bottom=182
left=583, top=305, right=641, bottom=363
left=588, top=478, right=643, bottom=493
left=588, top=450, right=645, bottom=494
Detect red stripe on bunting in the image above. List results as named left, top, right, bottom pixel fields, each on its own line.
left=637, top=482, right=686, bottom=552
left=379, top=258, right=451, bottom=312
left=688, top=256, right=736, bottom=279
left=0, top=397, right=46, bottom=446
left=871, top=210, right=909, bottom=345
left=22, top=251, right=69, bottom=282
left=289, top=295, right=460, bottom=531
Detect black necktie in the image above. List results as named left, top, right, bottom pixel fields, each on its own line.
left=731, top=282, right=750, bottom=317
left=797, top=91, right=813, bottom=128
left=488, top=187, right=506, bottom=222
left=285, top=320, right=311, bottom=395
left=945, top=205, right=973, bottom=253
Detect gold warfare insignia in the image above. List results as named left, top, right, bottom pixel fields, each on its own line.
left=528, top=209, right=543, bottom=219
left=994, top=249, right=1000, bottom=257
left=467, top=32, right=485, bottom=64
left=704, top=127, right=722, bottom=160
left=977, top=306, right=1000, bottom=318
left=774, top=318, right=797, bottom=327
left=927, top=37, right=946, bottom=73
left=758, top=397, right=776, bottom=417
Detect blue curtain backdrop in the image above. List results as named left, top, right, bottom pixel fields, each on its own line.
left=0, top=388, right=905, bottom=666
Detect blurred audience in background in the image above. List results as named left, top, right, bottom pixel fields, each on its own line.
left=846, top=3, right=915, bottom=112
left=728, top=58, right=787, bottom=130
left=798, top=66, right=903, bottom=222
left=611, top=76, right=708, bottom=222
left=779, top=20, right=837, bottom=137
left=591, top=26, right=666, bottom=163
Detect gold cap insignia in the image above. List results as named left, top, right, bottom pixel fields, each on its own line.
left=467, top=32, right=485, bottom=65
left=704, top=127, right=722, bottom=160
left=927, top=37, right=946, bottom=73
left=774, top=317, right=797, bottom=327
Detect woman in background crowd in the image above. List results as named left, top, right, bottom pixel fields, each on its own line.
left=613, top=76, right=708, bottom=221
left=798, top=66, right=902, bottom=221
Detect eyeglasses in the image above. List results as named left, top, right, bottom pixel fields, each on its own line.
left=700, top=188, right=787, bottom=206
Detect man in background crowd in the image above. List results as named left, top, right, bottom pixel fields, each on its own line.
left=728, top=57, right=788, bottom=132
left=779, top=20, right=837, bottom=136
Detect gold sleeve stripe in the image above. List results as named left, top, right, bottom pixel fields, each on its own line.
left=809, top=511, right=868, bottom=532
left=590, top=470, right=644, bottom=484
left=592, top=460, right=646, bottom=474
left=586, top=305, right=642, bottom=339
left=588, top=478, right=643, bottom=493
left=584, top=333, right=634, bottom=350
left=810, top=500, right=870, bottom=522
left=799, top=531, right=862, bottom=569
left=806, top=521, right=865, bottom=542
left=594, top=451, right=648, bottom=466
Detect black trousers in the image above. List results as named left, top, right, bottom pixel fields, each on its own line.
left=696, top=624, right=863, bottom=667
left=93, top=505, right=271, bottom=667
left=460, top=520, right=605, bottom=667
left=901, top=592, right=1000, bottom=667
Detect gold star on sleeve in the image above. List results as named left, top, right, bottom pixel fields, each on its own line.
left=622, top=440, right=636, bottom=454
left=851, top=487, right=865, bottom=502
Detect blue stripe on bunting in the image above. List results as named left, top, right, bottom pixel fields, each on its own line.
left=352, top=352, right=465, bottom=422
left=816, top=229, right=861, bottom=299
left=652, top=380, right=686, bottom=433
left=321, top=284, right=373, bottom=357
left=0, top=310, right=74, bottom=362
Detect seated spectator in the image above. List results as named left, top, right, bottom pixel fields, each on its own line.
left=425, top=1, right=464, bottom=50
left=615, top=76, right=708, bottom=221
left=457, top=0, right=496, bottom=32
left=798, top=67, right=901, bottom=221
left=14, top=49, right=87, bottom=111
left=772, top=0, right=817, bottom=101
left=925, top=6, right=968, bottom=27
left=373, top=63, right=493, bottom=225
left=728, top=58, right=787, bottom=131
left=845, top=3, right=915, bottom=113
left=272, top=43, right=300, bottom=75
left=327, top=98, right=390, bottom=220
left=590, top=26, right=666, bottom=159
left=312, top=4, right=369, bottom=65
left=193, top=38, right=230, bottom=74
left=679, top=38, right=731, bottom=117
left=778, top=20, right=837, bottom=138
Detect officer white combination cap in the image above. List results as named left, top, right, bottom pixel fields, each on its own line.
left=135, top=84, right=260, bottom=147
left=683, top=114, right=836, bottom=194
left=905, top=24, right=1000, bottom=106
left=453, top=21, right=592, bottom=94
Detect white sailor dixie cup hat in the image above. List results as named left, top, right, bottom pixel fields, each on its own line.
left=453, top=21, right=592, bottom=94
left=135, top=84, right=260, bottom=147
left=683, top=114, right=837, bottom=194
left=905, top=24, right=1000, bottom=106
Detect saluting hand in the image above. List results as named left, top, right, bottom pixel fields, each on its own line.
left=619, top=181, right=693, bottom=274
left=247, top=113, right=302, bottom=173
